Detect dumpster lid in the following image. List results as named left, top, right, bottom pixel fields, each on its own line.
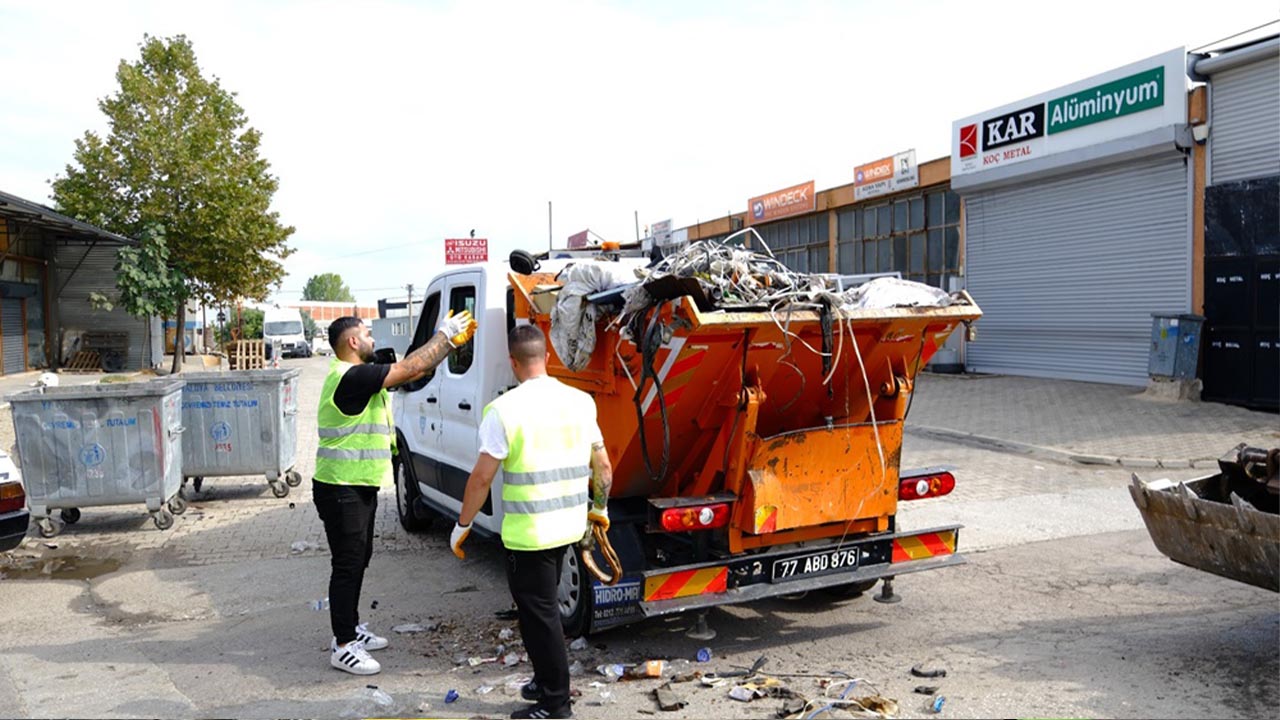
left=5, top=378, right=185, bottom=404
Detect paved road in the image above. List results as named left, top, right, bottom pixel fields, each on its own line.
left=0, top=356, right=1274, bottom=719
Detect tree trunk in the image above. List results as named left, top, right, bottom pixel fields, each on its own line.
left=170, top=301, right=185, bottom=374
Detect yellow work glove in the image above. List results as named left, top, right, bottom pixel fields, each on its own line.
left=438, top=309, right=478, bottom=348
left=588, top=504, right=609, bottom=533
left=450, top=522, right=471, bottom=559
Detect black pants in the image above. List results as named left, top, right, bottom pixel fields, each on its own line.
left=313, top=480, right=378, bottom=645
left=506, top=546, right=571, bottom=710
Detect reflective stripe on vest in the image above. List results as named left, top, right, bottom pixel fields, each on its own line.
left=315, top=358, right=393, bottom=487
left=486, top=376, right=596, bottom=551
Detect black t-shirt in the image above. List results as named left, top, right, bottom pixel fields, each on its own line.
left=334, top=363, right=391, bottom=416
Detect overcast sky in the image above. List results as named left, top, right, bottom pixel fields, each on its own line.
left=1, top=0, right=1274, bottom=305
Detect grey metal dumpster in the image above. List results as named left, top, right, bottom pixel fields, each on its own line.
left=7, top=379, right=186, bottom=537
left=180, top=368, right=301, bottom=498
left=1149, top=313, right=1205, bottom=380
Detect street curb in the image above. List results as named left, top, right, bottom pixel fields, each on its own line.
left=905, top=425, right=1215, bottom=471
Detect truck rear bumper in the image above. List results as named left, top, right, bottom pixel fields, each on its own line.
left=638, top=524, right=963, bottom=618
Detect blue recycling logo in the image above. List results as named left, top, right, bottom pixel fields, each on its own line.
left=211, top=421, right=232, bottom=442
left=79, top=443, right=105, bottom=467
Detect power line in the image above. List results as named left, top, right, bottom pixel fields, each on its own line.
left=332, top=241, right=425, bottom=258
left=1190, top=19, right=1279, bottom=52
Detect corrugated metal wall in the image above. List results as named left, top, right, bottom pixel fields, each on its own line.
left=964, top=153, right=1190, bottom=385
left=1210, top=58, right=1280, bottom=185
left=2, top=299, right=25, bottom=373
left=54, top=243, right=151, bottom=370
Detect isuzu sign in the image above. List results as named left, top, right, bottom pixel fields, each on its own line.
left=748, top=180, right=815, bottom=224
left=445, top=237, right=487, bottom=264
left=951, top=47, right=1186, bottom=182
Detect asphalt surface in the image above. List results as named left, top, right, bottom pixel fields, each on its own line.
left=0, top=356, right=1274, bottom=719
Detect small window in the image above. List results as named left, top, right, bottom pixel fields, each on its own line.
left=863, top=241, right=877, bottom=274
left=877, top=238, right=891, bottom=273
left=928, top=229, right=944, bottom=272
left=392, top=321, right=408, bottom=336
left=863, top=208, right=878, bottom=238
left=909, top=233, right=925, bottom=274
left=945, top=190, right=961, bottom=225
left=893, top=236, right=908, bottom=274
left=945, top=226, right=961, bottom=269
left=448, top=285, right=477, bottom=375
left=838, top=240, right=856, bottom=275
left=408, top=291, right=442, bottom=355
left=808, top=244, right=828, bottom=274
left=909, top=198, right=925, bottom=230
left=837, top=210, right=855, bottom=242
left=876, top=206, right=891, bottom=238
left=893, top=201, right=909, bottom=233
left=926, top=192, right=945, bottom=227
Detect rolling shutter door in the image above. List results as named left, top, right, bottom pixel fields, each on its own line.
left=964, top=153, right=1189, bottom=385
left=1, top=299, right=24, bottom=374
left=55, top=243, right=151, bottom=370
left=1209, top=59, right=1280, bottom=185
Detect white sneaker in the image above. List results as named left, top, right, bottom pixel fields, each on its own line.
left=330, top=638, right=381, bottom=675
left=355, top=622, right=388, bottom=651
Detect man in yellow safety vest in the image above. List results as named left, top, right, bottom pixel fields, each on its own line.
left=452, top=325, right=612, bottom=719
left=316, top=311, right=475, bottom=676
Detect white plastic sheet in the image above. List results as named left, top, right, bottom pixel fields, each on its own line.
left=550, top=263, right=637, bottom=371
left=839, top=277, right=953, bottom=311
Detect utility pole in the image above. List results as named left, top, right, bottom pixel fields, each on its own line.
left=405, top=283, right=415, bottom=337
left=548, top=200, right=553, bottom=252
left=634, top=210, right=640, bottom=242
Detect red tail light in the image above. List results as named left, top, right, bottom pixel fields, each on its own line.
left=660, top=503, right=730, bottom=532
left=898, top=471, right=955, bottom=501
left=0, top=481, right=26, bottom=514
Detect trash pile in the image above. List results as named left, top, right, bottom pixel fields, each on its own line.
left=445, top=629, right=953, bottom=719
left=547, top=235, right=956, bottom=372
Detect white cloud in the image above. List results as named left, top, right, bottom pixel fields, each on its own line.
left=0, top=0, right=1274, bottom=304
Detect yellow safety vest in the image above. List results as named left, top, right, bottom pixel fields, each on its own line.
left=315, top=359, right=394, bottom=487
left=485, top=376, right=595, bottom=551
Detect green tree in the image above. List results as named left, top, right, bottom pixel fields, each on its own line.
left=301, top=309, right=318, bottom=342
left=51, top=34, right=294, bottom=373
left=218, top=306, right=263, bottom=344
left=302, top=273, right=355, bottom=302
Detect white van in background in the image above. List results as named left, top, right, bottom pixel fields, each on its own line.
left=263, top=307, right=311, bottom=358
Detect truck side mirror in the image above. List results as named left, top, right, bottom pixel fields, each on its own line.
left=373, top=347, right=397, bottom=365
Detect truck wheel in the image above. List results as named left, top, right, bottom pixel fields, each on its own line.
left=394, top=448, right=431, bottom=533
left=558, top=545, right=592, bottom=637
left=820, top=579, right=878, bottom=599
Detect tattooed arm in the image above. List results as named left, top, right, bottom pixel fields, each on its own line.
left=382, top=331, right=454, bottom=388
left=589, top=441, right=613, bottom=508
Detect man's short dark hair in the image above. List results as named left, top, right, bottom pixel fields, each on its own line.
left=508, top=324, right=547, bottom=365
left=329, top=316, right=364, bottom=350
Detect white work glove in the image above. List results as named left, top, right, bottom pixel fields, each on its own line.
left=450, top=522, right=471, bottom=559
left=437, top=309, right=477, bottom=348
left=587, top=504, right=609, bottom=533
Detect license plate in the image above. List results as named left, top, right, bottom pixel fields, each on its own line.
left=770, top=547, right=860, bottom=582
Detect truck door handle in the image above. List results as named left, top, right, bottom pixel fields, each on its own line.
left=426, top=397, right=438, bottom=404
left=458, top=401, right=472, bottom=411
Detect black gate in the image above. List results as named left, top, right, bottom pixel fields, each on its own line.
left=1203, top=176, right=1279, bottom=411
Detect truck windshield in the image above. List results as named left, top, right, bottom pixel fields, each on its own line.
left=264, top=321, right=303, bottom=335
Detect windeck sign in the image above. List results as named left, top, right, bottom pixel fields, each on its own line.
left=748, top=180, right=815, bottom=224
left=854, top=149, right=919, bottom=201
left=445, top=238, right=487, bottom=264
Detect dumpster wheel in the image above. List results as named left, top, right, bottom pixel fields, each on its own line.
left=59, top=508, right=81, bottom=525
left=152, top=508, right=174, bottom=531
left=168, top=495, right=188, bottom=515
left=269, top=479, right=289, bottom=498
left=37, top=517, right=60, bottom=538
left=285, top=470, right=302, bottom=487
